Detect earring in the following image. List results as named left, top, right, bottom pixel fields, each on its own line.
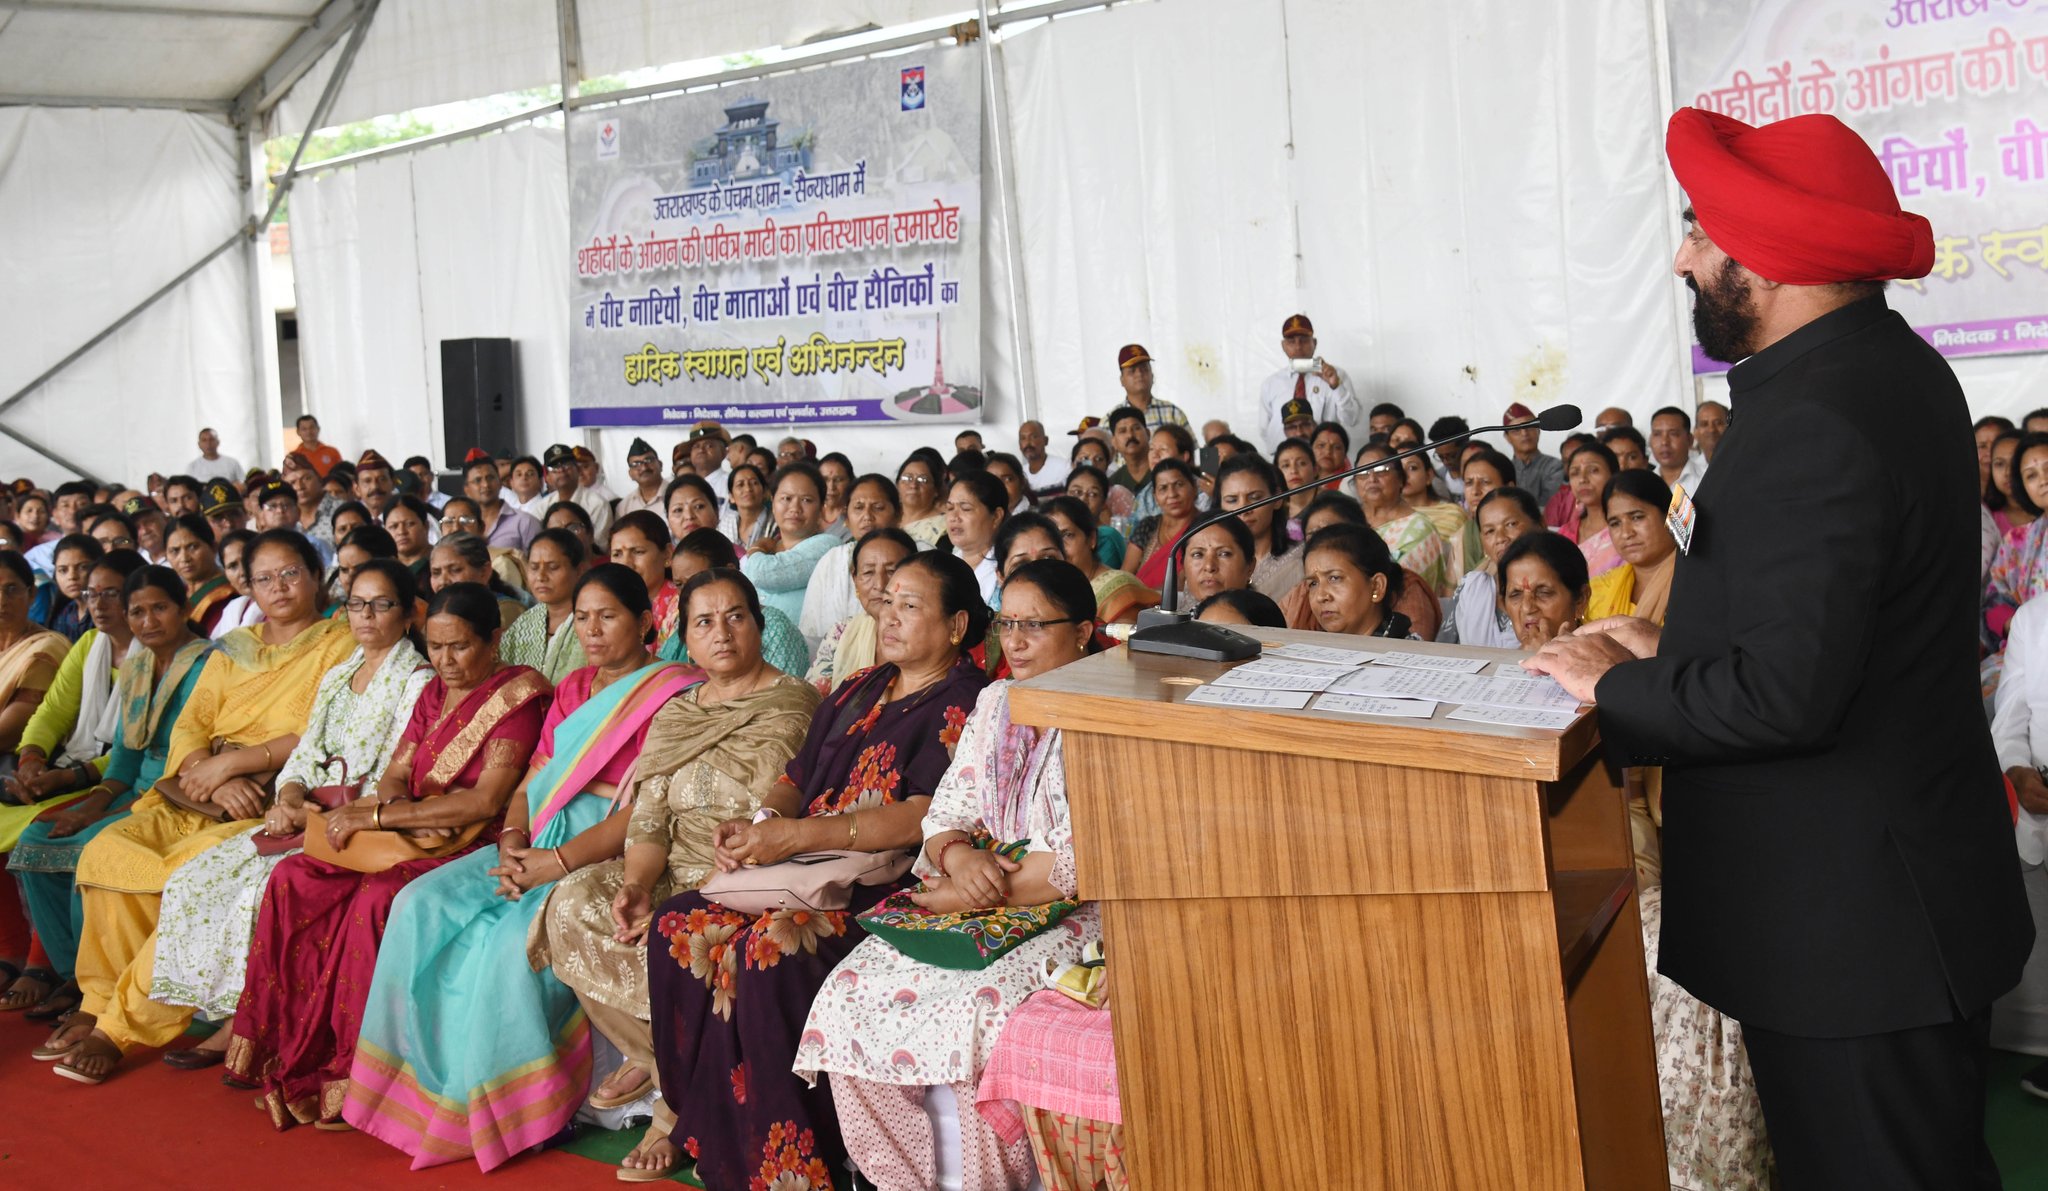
left=950, top=634, right=961, bottom=645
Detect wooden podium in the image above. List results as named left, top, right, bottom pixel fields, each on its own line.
left=1008, top=629, right=1665, bottom=1190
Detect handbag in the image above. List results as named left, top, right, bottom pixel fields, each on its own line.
left=698, top=848, right=915, bottom=916
left=855, top=839, right=1076, bottom=970
left=252, top=757, right=363, bottom=857
left=156, top=739, right=280, bottom=822
left=300, top=805, right=487, bottom=874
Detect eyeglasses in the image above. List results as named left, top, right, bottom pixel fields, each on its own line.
left=438, top=515, right=480, bottom=529
left=82, top=587, right=124, bottom=603
left=345, top=597, right=402, bottom=615
left=992, top=616, right=1079, bottom=639
left=250, top=566, right=307, bottom=591
left=899, top=475, right=932, bottom=486
left=99, top=536, right=135, bottom=548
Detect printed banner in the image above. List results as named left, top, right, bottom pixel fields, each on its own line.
left=1669, top=0, right=2048, bottom=372
left=566, top=49, right=984, bottom=426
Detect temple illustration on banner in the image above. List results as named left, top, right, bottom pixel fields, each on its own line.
left=894, top=317, right=983, bottom=416
left=689, top=97, right=813, bottom=186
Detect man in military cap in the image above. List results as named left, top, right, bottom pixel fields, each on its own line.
left=545, top=443, right=614, bottom=545
left=201, top=479, right=249, bottom=540
left=353, top=450, right=398, bottom=518
left=1107, top=344, right=1190, bottom=433
left=616, top=437, right=668, bottom=518
left=1259, top=314, right=1361, bottom=449
left=688, top=421, right=732, bottom=505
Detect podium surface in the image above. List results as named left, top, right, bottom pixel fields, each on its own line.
left=1009, top=629, right=1664, bottom=1190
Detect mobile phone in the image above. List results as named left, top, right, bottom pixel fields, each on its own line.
left=1199, top=444, right=1222, bottom=477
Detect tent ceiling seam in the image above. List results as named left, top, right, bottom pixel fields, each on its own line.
left=0, top=1, right=314, bottom=22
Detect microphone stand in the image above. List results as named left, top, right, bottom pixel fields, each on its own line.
left=1129, top=407, right=1582, bottom=661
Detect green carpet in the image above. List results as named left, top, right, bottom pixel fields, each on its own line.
left=1990, top=1049, right=2048, bottom=1189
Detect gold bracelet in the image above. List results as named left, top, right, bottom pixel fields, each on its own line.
left=846, top=813, right=859, bottom=848
left=372, top=801, right=384, bottom=829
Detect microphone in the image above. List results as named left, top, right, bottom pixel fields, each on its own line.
left=1128, top=403, right=1584, bottom=661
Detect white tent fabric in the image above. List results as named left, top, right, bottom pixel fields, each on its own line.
left=0, top=1, right=319, bottom=107
left=0, top=106, right=255, bottom=482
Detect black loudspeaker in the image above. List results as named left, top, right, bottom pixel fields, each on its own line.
left=440, top=338, right=518, bottom=469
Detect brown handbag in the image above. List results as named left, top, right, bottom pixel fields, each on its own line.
left=156, top=739, right=281, bottom=822
left=300, top=806, right=487, bottom=874
left=252, top=757, right=363, bottom=858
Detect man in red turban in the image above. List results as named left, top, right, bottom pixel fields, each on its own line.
left=1529, top=109, right=2030, bottom=1191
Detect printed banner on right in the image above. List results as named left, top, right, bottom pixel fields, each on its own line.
left=1668, top=0, right=2048, bottom=372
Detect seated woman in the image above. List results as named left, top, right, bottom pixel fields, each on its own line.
left=210, top=529, right=264, bottom=638
left=147, top=559, right=431, bottom=1069
left=1042, top=497, right=1156, bottom=628
left=385, top=496, right=436, bottom=586
left=662, top=529, right=809, bottom=677
left=1217, top=454, right=1304, bottom=601
left=1441, top=487, right=1544, bottom=648
left=1986, top=432, right=2048, bottom=698
left=719, top=464, right=773, bottom=554
left=1586, top=470, right=1677, bottom=624
left=1498, top=532, right=1591, bottom=650
left=15, top=567, right=206, bottom=1026
left=800, top=474, right=901, bottom=653
left=545, top=500, right=597, bottom=554
left=1404, top=450, right=1475, bottom=581
left=1196, top=587, right=1287, bottom=628
left=225, top=582, right=550, bottom=1127
left=818, top=453, right=855, bottom=540
left=329, top=501, right=373, bottom=547
left=345, top=565, right=695, bottom=1168
left=798, top=559, right=1103, bottom=1191
left=1989, top=600, right=2048, bottom=1102
left=809, top=528, right=917, bottom=694
left=536, top=569, right=819, bottom=1168
left=609, top=510, right=679, bottom=641
left=1284, top=494, right=1440, bottom=640
left=994, top=514, right=1065, bottom=596
left=31, top=534, right=101, bottom=641
left=1352, top=442, right=1451, bottom=598
left=1301, top=523, right=1414, bottom=640
left=1062, top=465, right=1128, bottom=570
left=1125, top=459, right=1199, bottom=593
left=947, top=470, right=1011, bottom=605
left=500, top=528, right=591, bottom=682
left=1554, top=440, right=1622, bottom=577
left=898, top=448, right=951, bottom=548
left=1273, top=437, right=1319, bottom=532
left=664, top=474, right=721, bottom=546
left=431, top=533, right=526, bottom=629
left=1175, top=515, right=1256, bottom=614
left=162, top=514, right=232, bottom=635
left=636, top=552, right=991, bottom=1185
left=47, top=530, right=354, bottom=1083
left=741, top=462, right=839, bottom=636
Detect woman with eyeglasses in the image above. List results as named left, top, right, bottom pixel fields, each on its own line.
left=898, top=447, right=950, bottom=547
left=799, top=558, right=1105, bottom=1191
left=637, top=551, right=989, bottom=1186
left=47, top=530, right=355, bottom=1084
left=146, top=558, right=432, bottom=1072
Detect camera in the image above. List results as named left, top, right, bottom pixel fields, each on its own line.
left=1288, top=357, right=1321, bottom=375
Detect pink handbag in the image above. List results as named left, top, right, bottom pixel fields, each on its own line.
left=251, top=757, right=362, bottom=857
left=698, top=848, right=914, bottom=915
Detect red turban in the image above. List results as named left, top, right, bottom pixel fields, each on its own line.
left=1666, top=107, right=1934, bottom=284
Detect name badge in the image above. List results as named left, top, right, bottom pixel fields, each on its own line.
left=1668, top=484, right=1697, bottom=555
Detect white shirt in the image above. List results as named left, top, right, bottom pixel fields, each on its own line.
left=211, top=594, right=265, bottom=638
left=1991, top=598, right=2048, bottom=865
left=616, top=485, right=667, bottom=520
left=1258, top=363, right=1363, bottom=448
left=1661, top=454, right=1709, bottom=497
left=799, top=540, right=858, bottom=653
left=1023, top=454, right=1071, bottom=501
left=187, top=454, right=244, bottom=484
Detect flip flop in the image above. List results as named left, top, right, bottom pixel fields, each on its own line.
left=25, top=981, right=82, bottom=1023
left=0, top=966, right=55, bottom=1012
left=32, top=1017, right=93, bottom=1062
left=615, top=1135, right=682, bottom=1183
left=589, top=1064, right=653, bottom=1110
left=52, top=1035, right=121, bottom=1085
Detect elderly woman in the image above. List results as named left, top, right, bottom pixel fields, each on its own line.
left=718, top=464, right=773, bottom=554
left=798, top=559, right=1102, bottom=1191
left=809, top=528, right=918, bottom=694
left=801, top=474, right=902, bottom=652
left=1499, top=532, right=1591, bottom=651
left=1217, top=454, right=1303, bottom=601
left=1302, top=523, right=1414, bottom=640
left=1441, top=487, right=1544, bottom=648
left=500, top=528, right=591, bottom=682
left=1177, top=515, right=1257, bottom=614
left=633, top=552, right=991, bottom=1185
left=742, top=462, right=838, bottom=633
left=662, top=530, right=809, bottom=678
left=1125, top=459, right=1200, bottom=592
left=1555, top=440, right=1622, bottom=577
left=536, top=569, right=819, bottom=1174
left=48, top=530, right=354, bottom=1083
left=14, top=567, right=206, bottom=1023
left=1586, top=470, right=1678, bottom=624
left=224, top=583, right=550, bottom=1127
left=898, top=448, right=950, bottom=547
left=1353, top=442, right=1451, bottom=598
left=947, top=470, right=1011, bottom=605
left=162, top=514, right=231, bottom=635
left=1042, top=497, right=1154, bottom=628
left=146, top=560, right=431, bottom=1069
left=431, top=532, right=526, bottom=629
left=345, top=566, right=697, bottom=1168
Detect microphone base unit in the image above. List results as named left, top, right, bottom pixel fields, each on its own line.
left=1127, top=614, right=1263, bottom=662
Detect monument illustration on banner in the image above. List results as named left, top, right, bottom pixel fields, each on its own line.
left=894, top=317, right=982, bottom=416
left=689, top=97, right=813, bottom=186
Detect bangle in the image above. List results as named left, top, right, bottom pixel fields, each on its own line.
left=936, top=838, right=971, bottom=877
left=846, top=813, right=859, bottom=848
left=552, top=846, right=570, bottom=875
left=372, top=801, right=384, bottom=829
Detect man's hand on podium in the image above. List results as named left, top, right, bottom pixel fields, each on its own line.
left=1522, top=627, right=1640, bottom=703
left=1576, top=615, right=1661, bottom=660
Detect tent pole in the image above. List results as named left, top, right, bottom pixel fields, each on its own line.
left=0, top=423, right=101, bottom=485
left=241, top=119, right=286, bottom=467
left=977, top=0, right=1037, bottom=426
left=260, top=0, right=380, bottom=227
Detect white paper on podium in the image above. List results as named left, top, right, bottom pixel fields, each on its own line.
left=1331, top=668, right=1490, bottom=702
left=1211, top=659, right=1355, bottom=692
left=1185, top=684, right=1315, bottom=710
left=1266, top=642, right=1378, bottom=668
left=1312, top=693, right=1439, bottom=719
left=1457, top=674, right=1581, bottom=713
left=1445, top=704, right=1579, bottom=731
left=1369, top=651, right=1491, bottom=674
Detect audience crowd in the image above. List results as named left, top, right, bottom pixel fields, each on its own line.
left=0, top=324, right=2034, bottom=1191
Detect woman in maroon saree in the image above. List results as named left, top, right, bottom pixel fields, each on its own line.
left=225, top=583, right=550, bottom=1129
left=630, top=552, right=990, bottom=1187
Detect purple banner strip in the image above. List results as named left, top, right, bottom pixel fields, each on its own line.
left=1692, top=313, right=2048, bottom=375
left=571, top=399, right=915, bottom=428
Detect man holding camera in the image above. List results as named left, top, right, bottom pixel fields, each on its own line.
left=1258, top=314, right=1362, bottom=449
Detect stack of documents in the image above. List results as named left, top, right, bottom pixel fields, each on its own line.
left=1181, top=647, right=1583, bottom=731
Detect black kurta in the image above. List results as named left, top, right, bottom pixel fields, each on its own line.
left=1596, top=296, right=2033, bottom=1037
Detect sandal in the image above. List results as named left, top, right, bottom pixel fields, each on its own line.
left=25, top=980, right=82, bottom=1023
left=52, top=1033, right=121, bottom=1085
left=589, top=1062, right=653, bottom=1110
left=615, top=1132, right=682, bottom=1183
left=0, top=965, right=55, bottom=1012
left=32, top=1014, right=94, bottom=1062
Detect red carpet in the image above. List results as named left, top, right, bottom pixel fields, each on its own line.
left=0, top=1023, right=609, bottom=1190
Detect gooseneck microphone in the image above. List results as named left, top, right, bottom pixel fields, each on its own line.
left=1128, top=404, right=1585, bottom=661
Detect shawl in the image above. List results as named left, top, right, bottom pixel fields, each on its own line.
left=1091, top=568, right=1159, bottom=624
left=58, top=628, right=121, bottom=764
left=0, top=627, right=66, bottom=702
left=1628, top=550, right=1676, bottom=626
left=631, top=673, right=821, bottom=813
left=116, top=635, right=210, bottom=751
left=402, top=665, right=552, bottom=802
left=524, top=661, right=697, bottom=838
